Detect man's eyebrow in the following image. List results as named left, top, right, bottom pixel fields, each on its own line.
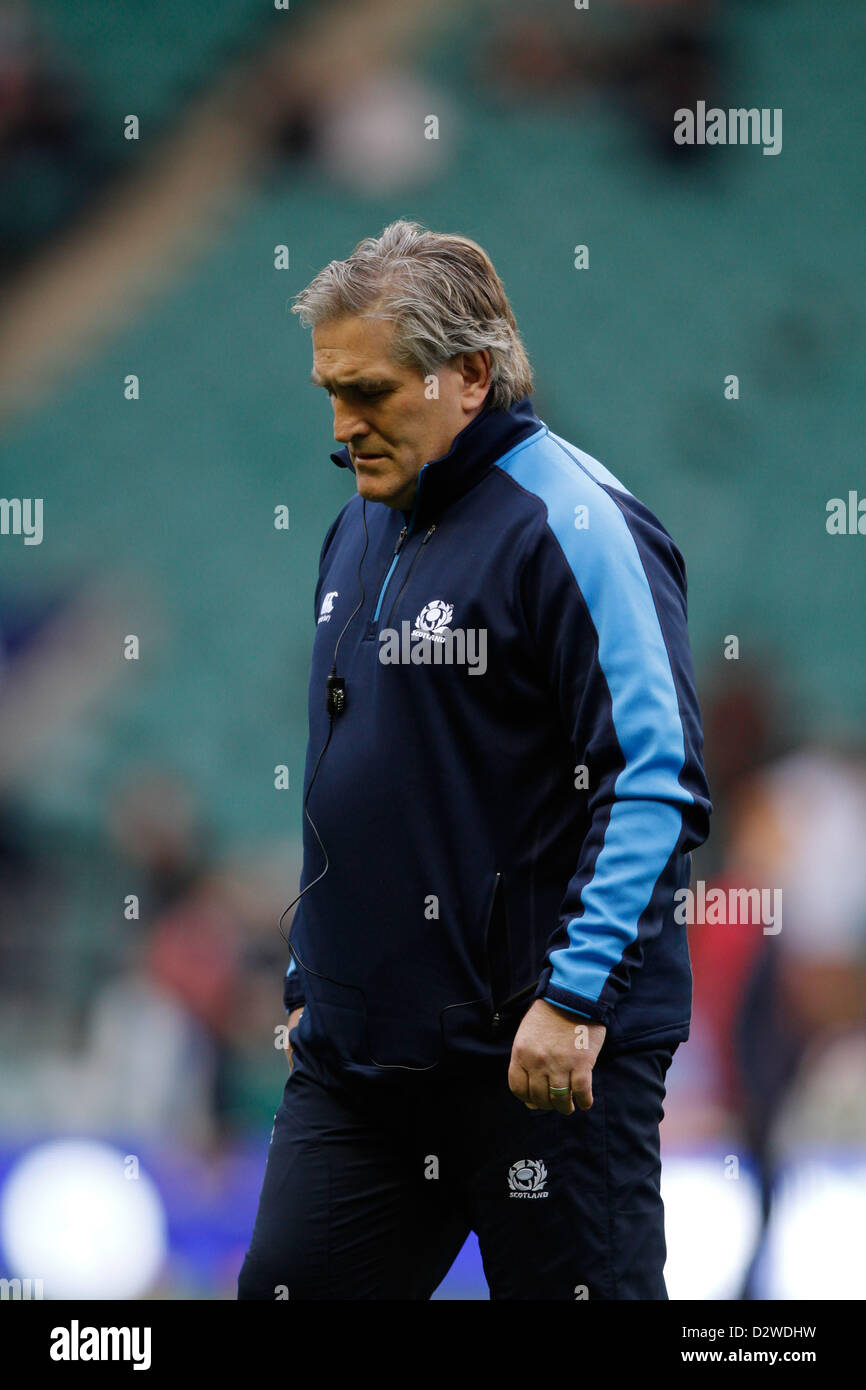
left=309, top=369, right=395, bottom=391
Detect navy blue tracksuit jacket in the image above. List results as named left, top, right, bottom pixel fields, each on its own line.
left=283, top=395, right=711, bottom=1080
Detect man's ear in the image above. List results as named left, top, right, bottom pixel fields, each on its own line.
left=461, top=349, right=492, bottom=407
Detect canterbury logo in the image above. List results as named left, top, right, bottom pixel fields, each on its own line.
left=318, top=590, right=338, bottom=623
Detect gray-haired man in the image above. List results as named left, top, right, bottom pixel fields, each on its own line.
left=238, top=221, right=710, bottom=1300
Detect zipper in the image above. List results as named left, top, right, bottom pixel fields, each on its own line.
left=484, top=872, right=511, bottom=1028
left=371, top=525, right=408, bottom=622
left=483, top=872, right=539, bottom=1035
left=369, top=461, right=431, bottom=626
left=491, top=980, right=540, bottom=1033
left=381, top=523, right=436, bottom=630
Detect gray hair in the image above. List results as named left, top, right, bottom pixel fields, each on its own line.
left=291, top=219, right=533, bottom=410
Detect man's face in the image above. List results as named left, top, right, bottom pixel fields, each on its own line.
left=311, top=315, right=488, bottom=511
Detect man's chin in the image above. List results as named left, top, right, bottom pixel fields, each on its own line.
left=355, top=476, right=412, bottom=510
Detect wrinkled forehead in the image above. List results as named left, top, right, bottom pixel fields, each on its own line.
left=311, top=314, right=414, bottom=389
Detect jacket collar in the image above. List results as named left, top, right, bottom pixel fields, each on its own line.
left=329, top=395, right=544, bottom=527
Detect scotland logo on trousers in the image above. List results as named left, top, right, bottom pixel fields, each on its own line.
left=507, top=1159, right=549, bottom=1198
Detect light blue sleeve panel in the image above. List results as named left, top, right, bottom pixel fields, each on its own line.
left=498, top=434, right=694, bottom=1006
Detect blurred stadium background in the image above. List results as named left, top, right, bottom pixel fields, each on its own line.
left=0, top=0, right=864, bottom=1300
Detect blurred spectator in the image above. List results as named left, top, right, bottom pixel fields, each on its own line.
left=0, top=2, right=114, bottom=273
left=477, top=0, right=722, bottom=162
left=730, top=745, right=866, bottom=1294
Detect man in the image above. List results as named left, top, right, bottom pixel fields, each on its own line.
left=238, top=219, right=711, bottom=1301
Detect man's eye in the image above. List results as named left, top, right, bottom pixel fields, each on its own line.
left=325, top=387, right=387, bottom=403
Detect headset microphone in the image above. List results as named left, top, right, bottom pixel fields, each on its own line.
left=325, top=673, right=346, bottom=716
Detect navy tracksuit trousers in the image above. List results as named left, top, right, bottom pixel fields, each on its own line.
left=237, top=1034, right=677, bottom=1301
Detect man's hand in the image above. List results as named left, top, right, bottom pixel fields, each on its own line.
left=285, top=1006, right=304, bottom=1071
left=508, top=999, right=606, bottom=1115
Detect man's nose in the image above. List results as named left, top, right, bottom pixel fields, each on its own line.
left=332, top=399, right=370, bottom=444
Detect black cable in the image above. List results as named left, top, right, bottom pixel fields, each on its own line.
left=277, top=500, right=486, bottom=1071
left=277, top=501, right=370, bottom=946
